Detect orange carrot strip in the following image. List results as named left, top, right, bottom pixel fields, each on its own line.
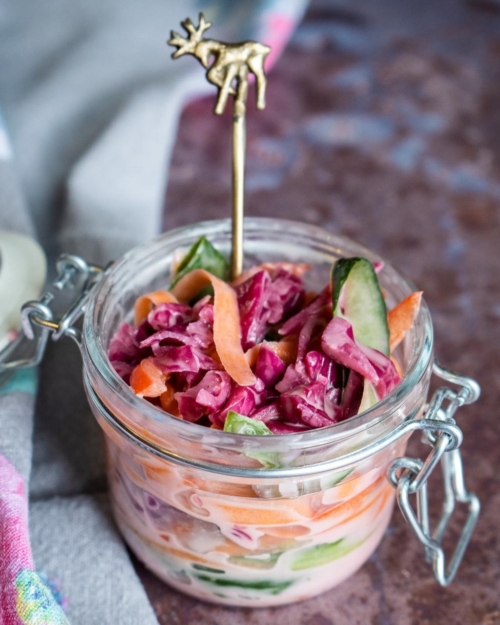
left=245, top=344, right=261, bottom=368
left=133, top=454, right=175, bottom=478
left=160, top=383, right=180, bottom=417
left=271, top=335, right=298, bottom=366
left=212, top=494, right=314, bottom=526
left=130, top=358, right=168, bottom=397
left=333, top=473, right=370, bottom=501
left=261, top=524, right=311, bottom=538
left=391, top=355, right=404, bottom=377
left=134, top=290, right=178, bottom=326
left=388, top=292, right=423, bottom=352
left=216, top=504, right=302, bottom=526
left=245, top=336, right=298, bottom=369
left=313, top=475, right=386, bottom=525
left=231, top=262, right=311, bottom=287
left=170, top=270, right=211, bottom=302
left=373, top=483, right=395, bottom=518
left=180, top=472, right=257, bottom=496
left=230, top=266, right=261, bottom=287
left=171, top=269, right=256, bottom=386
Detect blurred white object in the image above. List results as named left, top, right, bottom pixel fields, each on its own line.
left=0, top=230, right=46, bottom=350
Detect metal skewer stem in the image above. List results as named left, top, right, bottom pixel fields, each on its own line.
left=168, top=13, right=270, bottom=279
left=231, top=100, right=246, bottom=278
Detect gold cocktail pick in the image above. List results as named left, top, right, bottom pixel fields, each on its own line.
left=168, top=13, right=271, bottom=279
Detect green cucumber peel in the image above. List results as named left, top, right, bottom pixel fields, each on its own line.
left=293, top=467, right=353, bottom=494
left=224, top=412, right=281, bottom=467
left=228, top=552, right=282, bottom=570
left=358, top=380, right=379, bottom=414
left=170, top=236, right=229, bottom=288
left=191, top=564, right=225, bottom=574
left=332, top=257, right=390, bottom=356
left=195, top=574, right=293, bottom=595
left=324, top=467, right=354, bottom=489
left=223, top=412, right=273, bottom=436
left=290, top=468, right=354, bottom=497
left=247, top=451, right=282, bottom=469
left=290, top=534, right=370, bottom=571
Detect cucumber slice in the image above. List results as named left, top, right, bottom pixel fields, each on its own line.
left=228, top=552, right=282, bottom=570
left=290, top=535, right=370, bottom=571
left=358, top=380, right=379, bottom=414
left=323, top=467, right=354, bottom=490
left=223, top=412, right=273, bottom=436
left=195, top=574, right=293, bottom=595
left=192, top=564, right=226, bottom=574
left=332, top=257, right=389, bottom=356
left=224, top=413, right=281, bottom=468
left=170, top=236, right=229, bottom=288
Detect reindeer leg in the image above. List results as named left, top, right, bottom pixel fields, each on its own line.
left=247, top=55, right=267, bottom=110
left=207, top=65, right=228, bottom=91
left=255, top=68, right=267, bottom=110
left=215, top=63, right=238, bottom=115
left=235, top=65, right=249, bottom=113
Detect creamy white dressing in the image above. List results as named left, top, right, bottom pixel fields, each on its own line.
left=107, top=437, right=396, bottom=606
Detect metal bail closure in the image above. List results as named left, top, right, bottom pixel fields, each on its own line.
left=387, top=360, right=481, bottom=586
left=0, top=254, right=105, bottom=380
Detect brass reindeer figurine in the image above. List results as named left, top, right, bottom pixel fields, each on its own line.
left=168, top=13, right=270, bottom=115
left=168, top=14, right=271, bottom=279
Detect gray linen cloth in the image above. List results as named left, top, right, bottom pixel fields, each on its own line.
left=0, top=159, right=159, bottom=624
left=0, top=0, right=307, bottom=621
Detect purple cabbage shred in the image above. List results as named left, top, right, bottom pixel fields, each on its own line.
left=108, top=262, right=402, bottom=434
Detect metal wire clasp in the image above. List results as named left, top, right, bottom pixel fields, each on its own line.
left=0, top=254, right=104, bottom=376
left=387, top=360, right=481, bottom=586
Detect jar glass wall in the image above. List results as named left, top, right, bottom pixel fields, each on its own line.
left=82, top=219, right=433, bottom=607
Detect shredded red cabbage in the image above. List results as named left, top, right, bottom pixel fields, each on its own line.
left=255, top=344, right=286, bottom=388
left=175, top=371, right=232, bottom=422
left=153, top=345, right=218, bottom=374
left=236, top=268, right=306, bottom=350
left=109, top=322, right=142, bottom=364
left=109, top=262, right=404, bottom=433
left=321, top=317, right=400, bottom=398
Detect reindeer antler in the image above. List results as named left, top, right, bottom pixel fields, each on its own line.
left=182, top=14, right=212, bottom=38
left=168, top=13, right=212, bottom=58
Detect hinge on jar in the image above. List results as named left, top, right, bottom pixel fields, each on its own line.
left=387, top=360, right=481, bottom=586
left=0, top=254, right=105, bottom=381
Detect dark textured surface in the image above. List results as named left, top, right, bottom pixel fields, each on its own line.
left=136, top=1, right=500, bottom=622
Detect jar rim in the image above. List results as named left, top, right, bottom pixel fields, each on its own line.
left=83, top=217, right=434, bottom=456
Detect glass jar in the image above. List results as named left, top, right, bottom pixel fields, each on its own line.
left=81, top=218, right=435, bottom=607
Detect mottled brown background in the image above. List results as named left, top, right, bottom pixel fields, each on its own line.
left=135, top=1, right=500, bottom=623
